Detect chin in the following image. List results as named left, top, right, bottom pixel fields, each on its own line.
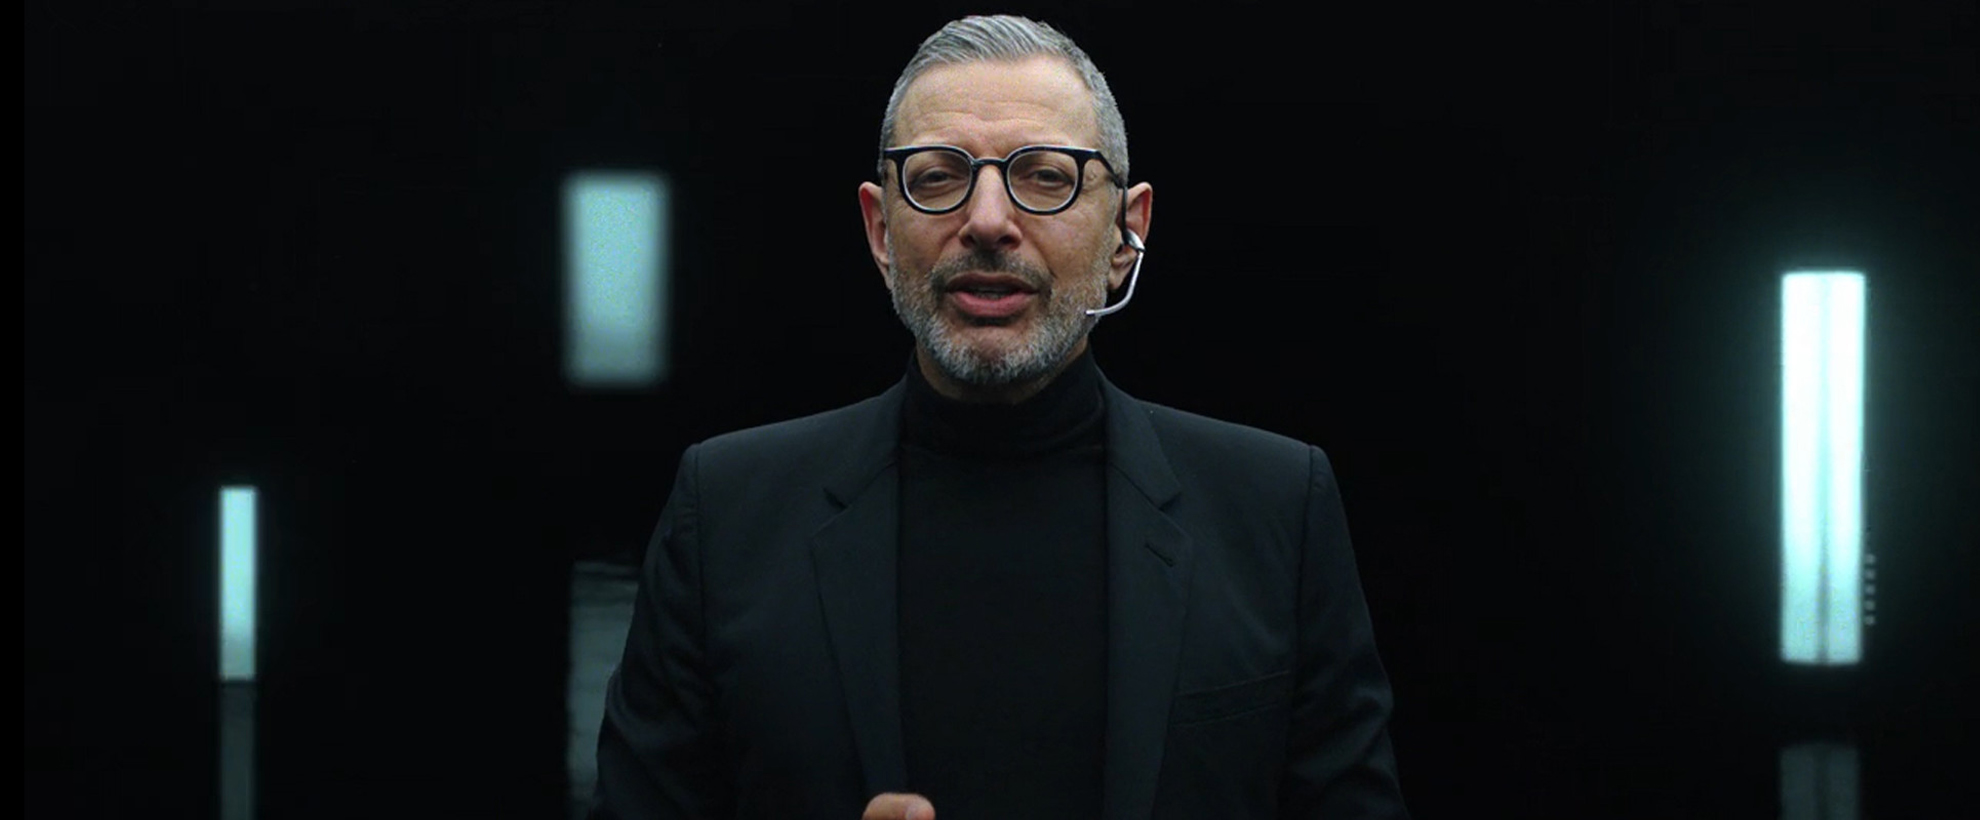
left=947, top=337, right=1032, bottom=371
left=925, top=327, right=1065, bottom=389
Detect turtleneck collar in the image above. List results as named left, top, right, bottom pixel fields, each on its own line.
left=901, top=347, right=1106, bottom=460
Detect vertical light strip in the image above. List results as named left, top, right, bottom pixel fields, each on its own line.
left=1780, top=743, right=1860, bottom=820
left=218, top=485, right=258, bottom=820
left=220, top=486, right=258, bottom=681
left=564, top=171, right=670, bottom=388
left=1781, top=271, right=1865, bottom=665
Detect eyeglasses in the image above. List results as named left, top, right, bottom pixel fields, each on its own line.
left=880, top=144, right=1125, bottom=216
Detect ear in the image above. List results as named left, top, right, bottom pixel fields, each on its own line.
left=1108, top=181, right=1153, bottom=291
left=858, top=181, right=891, bottom=280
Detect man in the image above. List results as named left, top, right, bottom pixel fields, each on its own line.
left=591, top=15, right=1408, bottom=820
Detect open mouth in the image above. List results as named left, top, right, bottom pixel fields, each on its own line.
left=947, top=285, right=1035, bottom=319
left=939, top=270, right=1040, bottom=320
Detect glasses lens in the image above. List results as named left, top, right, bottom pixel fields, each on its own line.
left=900, top=150, right=972, bottom=211
left=1009, top=150, right=1082, bottom=212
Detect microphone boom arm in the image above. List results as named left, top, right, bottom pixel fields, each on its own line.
left=1085, top=228, right=1146, bottom=318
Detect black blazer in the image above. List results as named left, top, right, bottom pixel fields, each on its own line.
left=591, top=375, right=1409, bottom=820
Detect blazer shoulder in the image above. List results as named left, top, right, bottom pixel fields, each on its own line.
left=1130, top=395, right=1318, bottom=454
left=698, top=395, right=876, bottom=451
left=689, top=386, right=898, bottom=484
left=1125, top=394, right=1331, bottom=482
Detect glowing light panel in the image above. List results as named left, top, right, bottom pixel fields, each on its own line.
left=220, top=486, right=257, bottom=682
left=1781, top=271, right=1865, bottom=665
left=565, top=171, right=670, bottom=387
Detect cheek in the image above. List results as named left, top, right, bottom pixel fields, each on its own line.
left=886, top=221, right=949, bottom=269
left=1044, top=226, right=1114, bottom=277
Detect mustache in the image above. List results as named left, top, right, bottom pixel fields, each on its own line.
left=928, top=249, right=1052, bottom=293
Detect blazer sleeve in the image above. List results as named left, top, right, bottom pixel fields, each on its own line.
left=1279, top=446, right=1411, bottom=818
left=590, top=444, right=737, bottom=819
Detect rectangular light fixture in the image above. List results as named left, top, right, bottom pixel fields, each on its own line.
left=565, top=171, right=670, bottom=388
left=1780, top=271, right=1865, bottom=665
left=220, top=486, right=258, bottom=682
left=219, top=486, right=257, bottom=819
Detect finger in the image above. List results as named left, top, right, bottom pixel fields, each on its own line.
left=861, top=792, right=936, bottom=820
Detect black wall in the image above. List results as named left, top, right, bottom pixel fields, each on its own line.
left=26, top=1, right=1978, bottom=817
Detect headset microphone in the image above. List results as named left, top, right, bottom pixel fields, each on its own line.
left=1085, top=227, right=1146, bottom=318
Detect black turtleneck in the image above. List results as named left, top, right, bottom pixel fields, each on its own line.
left=896, top=347, right=1109, bottom=820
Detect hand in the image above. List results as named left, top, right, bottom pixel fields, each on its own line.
left=861, top=792, right=936, bottom=820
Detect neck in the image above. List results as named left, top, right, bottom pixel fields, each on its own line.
left=914, top=337, right=1090, bottom=405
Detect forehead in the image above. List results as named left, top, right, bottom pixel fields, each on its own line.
left=893, top=55, right=1100, bottom=151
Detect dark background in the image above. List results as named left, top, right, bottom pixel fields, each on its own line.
left=25, top=0, right=1978, bottom=817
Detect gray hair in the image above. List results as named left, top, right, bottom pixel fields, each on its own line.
left=876, top=15, right=1131, bottom=184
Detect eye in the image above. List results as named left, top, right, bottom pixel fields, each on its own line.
left=907, top=168, right=967, bottom=194
left=912, top=169, right=957, bottom=185
left=1023, top=167, right=1074, bottom=188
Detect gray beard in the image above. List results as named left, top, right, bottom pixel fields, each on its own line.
left=885, top=240, right=1108, bottom=389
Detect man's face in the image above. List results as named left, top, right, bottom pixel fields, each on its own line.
left=859, top=56, right=1152, bottom=400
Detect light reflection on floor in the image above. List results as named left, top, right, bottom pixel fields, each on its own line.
left=1780, top=742, right=1859, bottom=820
left=559, top=558, right=1880, bottom=820
left=568, top=560, right=638, bottom=819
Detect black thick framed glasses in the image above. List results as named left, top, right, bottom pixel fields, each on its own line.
left=880, top=144, right=1126, bottom=215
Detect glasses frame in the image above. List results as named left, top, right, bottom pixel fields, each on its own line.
left=880, top=144, right=1126, bottom=216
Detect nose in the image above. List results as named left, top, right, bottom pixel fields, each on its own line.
left=959, top=164, right=1021, bottom=252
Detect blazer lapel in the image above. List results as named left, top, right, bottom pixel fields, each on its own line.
left=807, top=375, right=1193, bottom=816
left=812, top=382, right=910, bottom=798
left=1100, top=379, right=1193, bottom=820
